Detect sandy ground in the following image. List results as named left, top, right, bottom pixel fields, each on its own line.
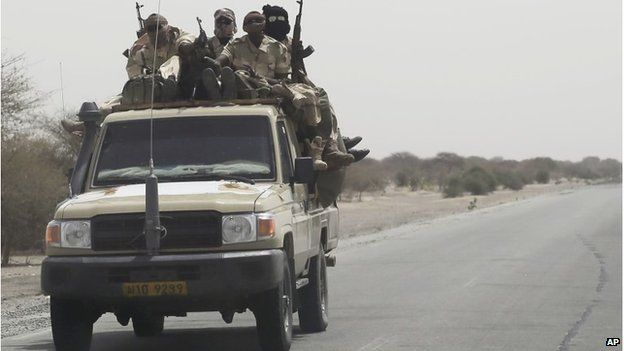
left=338, top=182, right=581, bottom=238
left=0, top=181, right=585, bottom=337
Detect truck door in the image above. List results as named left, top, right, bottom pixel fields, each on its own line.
left=277, top=121, right=310, bottom=272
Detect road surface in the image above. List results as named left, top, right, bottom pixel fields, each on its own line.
left=2, top=185, right=621, bottom=351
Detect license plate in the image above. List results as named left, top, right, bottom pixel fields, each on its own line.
left=122, top=281, right=188, bottom=297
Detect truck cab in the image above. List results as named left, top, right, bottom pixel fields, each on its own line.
left=42, top=100, right=338, bottom=351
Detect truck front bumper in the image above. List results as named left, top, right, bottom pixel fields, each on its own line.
left=41, top=250, right=284, bottom=300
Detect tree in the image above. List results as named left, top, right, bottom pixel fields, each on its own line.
left=1, top=54, right=46, bottom=138
left=0, top=54, right=72, bottom=265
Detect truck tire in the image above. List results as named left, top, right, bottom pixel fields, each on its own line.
left=253, top=257, right=293, bottom=351
left=50, top=298, right=94, bottom=351
left=132, top=314, right=164, bottom=337
left=298, top=245, right=329, bottom=333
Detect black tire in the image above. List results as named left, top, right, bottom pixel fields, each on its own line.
left=253, top=256, right=293, bottom=351
left=298, top=245, right=328, bottom=333
left=50, top=298, right=94, bottom=351
left=132, top=314, right=164, bottom=337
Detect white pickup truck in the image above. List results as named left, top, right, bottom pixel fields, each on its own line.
left=41, top=99, right=339, bottom=351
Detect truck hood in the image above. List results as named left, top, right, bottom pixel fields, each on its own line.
left=58, top=181, right=278, bottom=219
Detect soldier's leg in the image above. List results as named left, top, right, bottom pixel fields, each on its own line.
left=316, top=88, right=354, bottom=170
left=201, top=68, right=222, bottom=100
left=221, top=67, right=237, bottom=100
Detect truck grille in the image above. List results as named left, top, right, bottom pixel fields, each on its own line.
left=91, top=211, right=222, bottom=251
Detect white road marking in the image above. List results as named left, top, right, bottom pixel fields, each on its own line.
left=357, top=335, right=399, bottom=351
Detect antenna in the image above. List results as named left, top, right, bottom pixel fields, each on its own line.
left=144, top=0, right=163, bottom=255
left=59, top=62, right=65, bottom=115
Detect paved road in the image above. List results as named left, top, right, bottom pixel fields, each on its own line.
left=3, top=185, right=621, bottom=351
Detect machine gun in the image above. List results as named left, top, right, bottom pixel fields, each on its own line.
left=123, top=2, right=146, bottom=58
left=291, top=0, right=315, bottom=84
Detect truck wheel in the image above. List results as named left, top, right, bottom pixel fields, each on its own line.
left=50, top=298, right=94, bottom=351
left=253, top=257, right=293, bottom=351
left=298, top=245, right=329, bottom=333
left=132, top=314, right=164, bottom=337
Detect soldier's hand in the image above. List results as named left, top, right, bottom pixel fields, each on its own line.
left=178, top=42, right=194, bottom=57
left=243, top=64, right=257, bottom=78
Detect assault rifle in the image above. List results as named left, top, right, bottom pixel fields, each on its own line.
left=195, top=17, right=209, bottom=48
left=292, top=0, right=315, bottom=84
left=135, top=2, right=146, bottom=38
left=123, top=2, right=146, bottom=58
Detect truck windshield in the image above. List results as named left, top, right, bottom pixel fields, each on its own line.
left=93, top=116, right=274, bottom=186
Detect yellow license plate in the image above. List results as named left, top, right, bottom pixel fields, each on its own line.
left=122, top=281, right=188, bottom=297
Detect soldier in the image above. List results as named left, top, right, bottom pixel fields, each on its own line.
left=205, top=8, right=237, bottom=58
left=62, top=14, right=195, bottom=135
left=126, top=13, right=195, bottom=79
left=199, top=12, right=290, bottom=101
left=262, top=4, right=369, bottom=164
left=216, top=12, right=290, bottom=80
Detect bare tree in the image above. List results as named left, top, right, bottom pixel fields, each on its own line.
left=1, top=54, right=71, bottom=265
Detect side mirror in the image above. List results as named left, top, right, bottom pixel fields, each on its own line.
left=294, top=157, right=314, bottom=184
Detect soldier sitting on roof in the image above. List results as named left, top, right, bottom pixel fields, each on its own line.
left=126, top=13, right=195, bottom=79
left=62, top=14, right=195, bottom=135
left=206, top=8, right=237, bottom=59
left=262, top=4, right=369, bottom=168
left=198, top=11, right=291, bottom=101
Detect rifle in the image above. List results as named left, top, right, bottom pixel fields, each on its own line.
left=292, top=0, right=315, bottom=84
left=135, top=2, right=146, bottom=38
left=123, top=2, right=146, bottom=58
left=195, top=17, right=209, bottom=48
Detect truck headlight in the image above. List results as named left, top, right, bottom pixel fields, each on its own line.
left=60, top=221, right=91, bottom=248
left=222, top=215, right=256, bottom=243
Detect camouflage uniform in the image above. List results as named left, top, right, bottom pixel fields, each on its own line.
left=205, top=36, right=229, bottom=58
left=126, top=26, right=194, bottom=78
left=220, top=35, right=290, bottom=79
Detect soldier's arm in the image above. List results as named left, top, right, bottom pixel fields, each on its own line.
left=216, top=42, right=234, bottom=68
left=125, top=48, right=143, bottom=78
left=274, top=43, right=291, bottom=80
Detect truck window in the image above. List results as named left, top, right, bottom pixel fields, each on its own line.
left=277, top=121, right=293, bottom=182
left=93, top=116, right=275, bottom=186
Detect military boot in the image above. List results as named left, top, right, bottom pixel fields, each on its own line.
left=323, top=138, right=355, bottom=171
left=61, top=119, right=85, bottom=136
left=305, top=137, right=328, bottom=171
left=349, top=148, right=370, bottom=162
left=343, top=136, right=362, bottom=150
left=201, top=68, right=221, bottom=100
left=221, top=67, right=237, bottom=100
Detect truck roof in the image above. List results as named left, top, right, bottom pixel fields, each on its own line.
left=105, top=99, right=283, bottom=124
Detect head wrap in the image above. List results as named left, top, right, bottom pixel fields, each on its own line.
left=213, top=8, right=237, bottom=38
left=144, top=14, right=168, bottom=30
left=262, top=5, right=290, bottom=41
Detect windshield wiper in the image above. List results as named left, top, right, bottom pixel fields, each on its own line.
left=166, top=173, right=256, bottom=185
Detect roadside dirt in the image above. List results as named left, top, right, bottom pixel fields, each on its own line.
left=0, top=181, right=584, bottom=338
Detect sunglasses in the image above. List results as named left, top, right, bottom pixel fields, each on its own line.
left=268, top=15, right=286, bottom=22
left=216, top=17, right=233, bottom=25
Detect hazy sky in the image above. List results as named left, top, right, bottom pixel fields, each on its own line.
left=2, top=0, right=621, bottom=161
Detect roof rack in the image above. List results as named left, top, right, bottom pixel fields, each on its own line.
left=112, top=98, right=282, bottom=112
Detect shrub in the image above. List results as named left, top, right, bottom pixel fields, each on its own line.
left=443, top=176, right=464, bottom=198
left=495, top=171, right=525, bottom=191
left=535, top=170, right=550, bottom=184
left=462, top=166, right=497, bottom=195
